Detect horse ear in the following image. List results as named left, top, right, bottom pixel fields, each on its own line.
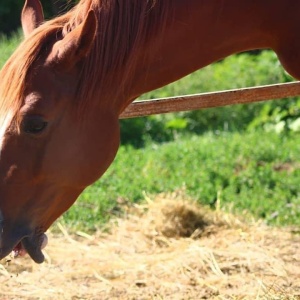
left=21, top=0, right=44, bottom=37
left=47, top=10, right=97, bottom=70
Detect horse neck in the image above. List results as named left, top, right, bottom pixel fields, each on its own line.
left=117, top=0, right=300, bottom=111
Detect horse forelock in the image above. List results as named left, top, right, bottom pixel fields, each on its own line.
left=0, top=17, right=68, bottom=128
left=0, top=39, right=36, bottom=129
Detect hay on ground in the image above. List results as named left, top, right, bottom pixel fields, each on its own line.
left=1, top=191, right=299, bottom=299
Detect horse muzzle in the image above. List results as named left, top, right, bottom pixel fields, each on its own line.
left=0, top=220, right=47, bottom=264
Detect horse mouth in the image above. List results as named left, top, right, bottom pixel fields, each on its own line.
left=12, top=233, right=48, bottom=264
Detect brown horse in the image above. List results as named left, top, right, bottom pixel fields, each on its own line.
left=0, top=0, right=300, bottom=263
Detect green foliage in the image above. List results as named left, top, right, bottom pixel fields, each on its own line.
left=248, top=97, right=300, bottom=133
left=0, top=31, right=22, bottom=67
left=62, top=131, right=300, bottom=232
left=120, top=116, right=173, bottom=147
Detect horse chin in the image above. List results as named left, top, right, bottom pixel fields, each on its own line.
left=16, top=233, right=48, bottom=264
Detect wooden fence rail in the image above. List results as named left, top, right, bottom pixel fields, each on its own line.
left=120, top=81, right=300, bottom=119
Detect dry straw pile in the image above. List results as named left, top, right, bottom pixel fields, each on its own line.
left=1, top=191, right=299, bottom=299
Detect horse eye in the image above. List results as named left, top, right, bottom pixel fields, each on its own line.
left=22, top=116, right=48, bottom=135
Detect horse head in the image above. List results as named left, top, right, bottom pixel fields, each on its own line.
left=0, top=0, right=120, bottom=263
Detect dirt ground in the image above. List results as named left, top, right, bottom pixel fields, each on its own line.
left=1, top=192, right=300, bottom=299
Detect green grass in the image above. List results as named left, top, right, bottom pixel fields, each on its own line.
left=62, top=131, right=300, bottom=232
left=0, top=31, right=22, bottom=67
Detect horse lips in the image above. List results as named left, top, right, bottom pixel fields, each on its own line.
left=13, top=233, right=48, bottom=263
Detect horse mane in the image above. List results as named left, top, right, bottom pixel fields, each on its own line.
left=0, top=0, right=171, bottom=124
left=72, top=0, right=170, bottom=106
